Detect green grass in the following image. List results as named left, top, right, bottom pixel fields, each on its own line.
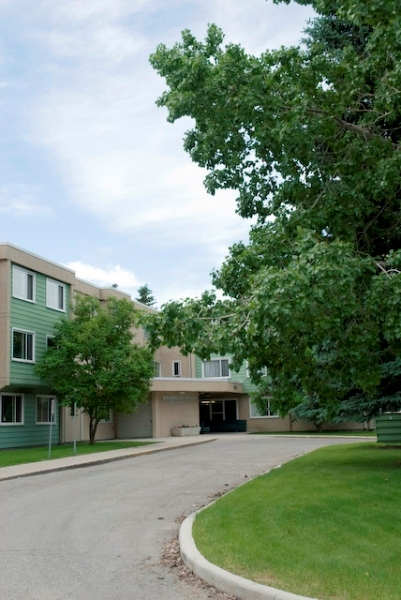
left=193, top=443, right=401, bottom=600
left=0, top=440, right=154, bottom=468
left=251, top=430, right=376, bottom=436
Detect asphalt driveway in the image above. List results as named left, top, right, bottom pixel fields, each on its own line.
left=0, top=435, right=361, bottom=600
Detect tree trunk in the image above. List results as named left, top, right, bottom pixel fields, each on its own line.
left=89, top=419, right=98, bottom=445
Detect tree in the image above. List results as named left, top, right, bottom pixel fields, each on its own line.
left=136, top=284, right=156, bottom=307
left=147, top=0, right=401, bottom=419
left=35, top=296, right=155, bottom=444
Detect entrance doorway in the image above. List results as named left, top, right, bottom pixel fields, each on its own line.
left=199, top=398, right=238, bottom=432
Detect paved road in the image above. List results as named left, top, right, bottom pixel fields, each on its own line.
left=0, top=435, right=360, bottom=600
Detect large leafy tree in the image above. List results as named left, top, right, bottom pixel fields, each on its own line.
left=147, top=0, right=401, bottom=418
left=35, top=296, right=155, bottom=444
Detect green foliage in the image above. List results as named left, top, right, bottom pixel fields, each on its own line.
left=35, top=296, right=154, bottom=444
left=149, top=0, right=401, bottom=417
left=136, top=284, right=156, bottom=307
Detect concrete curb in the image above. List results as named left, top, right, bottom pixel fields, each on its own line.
left=0, top=436, right=216, bottom=482
left=179, top=512, right=318, bottom=600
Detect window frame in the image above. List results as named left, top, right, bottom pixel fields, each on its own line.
left=12, top=328, right=35, bottom=363
left=249, top=398, right=278, bottom=419
left=202, top=358, right=230, bottom=379
left=36, top=396, right=57, bottom=424
left=1, top=394, right=24, bottom=425
left=46, top=278, right=67, bottom=312
left=99, top=410, right=113, bottom=424
left=172, top=360, right=181, bottom=377
left=153, top=361, right=161, bottom=377
left=12, top=265, right=35, bottom=303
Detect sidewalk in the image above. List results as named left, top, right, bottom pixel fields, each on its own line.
left=0, top=435, right=216, bottom=482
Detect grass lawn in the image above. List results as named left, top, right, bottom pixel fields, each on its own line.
left=0, top=440, right=154, bottom=468
left=251, top=430, right=376, bottom=436
left=193, top=443, right=401, bottom=600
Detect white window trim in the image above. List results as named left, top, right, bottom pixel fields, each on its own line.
left=36, top=396, right=57, bottom=425
left=12, top=328, right=35, bottom=363
left=172, top=360, right=181, bottom=377
left=1, top=394, right=24, bottom=425
left=202, top=358, right=230, bottom=379
left=249, top=398, right=278, bottom=419
left=46, top=278, right=67, bottom=312
left=12, top=265, right=35, bottom=303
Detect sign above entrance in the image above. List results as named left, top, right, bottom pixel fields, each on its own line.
left=162, top=394, right=197, bottom=403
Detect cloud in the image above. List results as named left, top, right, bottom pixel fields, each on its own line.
left=0, top=184, right=52, bottom=217
left=66, top=260, right=141, bottom=296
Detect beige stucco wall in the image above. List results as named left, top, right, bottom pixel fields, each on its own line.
left=152, top=391, right=200, bottom=437
left=0, top=244, right=76, bottom=285
left=61, top=407, right=115, bottom=443
left=153, top=348, right=195, bottom=378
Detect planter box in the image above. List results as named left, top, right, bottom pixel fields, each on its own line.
left=171, top=427, right=201, bottom=437
left=376, top=414, right=401, bottom=443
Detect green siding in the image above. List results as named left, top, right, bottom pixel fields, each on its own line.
left=0, top=394, right=59, bottom=449
left=10, top=269, right=70, bottom=387
left=195, top=354, right=261, bottom=394
left=2, top=265, right=67, bottom=448
left=195, top=354, right=258, bottom=392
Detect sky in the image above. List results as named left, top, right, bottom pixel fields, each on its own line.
left=0, top=0, right=314, bottom=307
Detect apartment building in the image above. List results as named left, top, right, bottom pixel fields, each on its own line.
left=0, top=243, right=365, bottom=449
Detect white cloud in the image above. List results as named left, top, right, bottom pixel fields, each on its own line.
left=0, top=185, right=52, bottom=217
left=1, top=0, right=315, bottom=302
left=66, top=260, right=141, bottom=296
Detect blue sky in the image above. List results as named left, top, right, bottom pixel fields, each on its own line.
left=0, top=0, right=314, bottom=306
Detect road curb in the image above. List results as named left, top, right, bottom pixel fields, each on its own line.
left=0, top=437, right=217, bottom=482
left=179, top=511, right=318, bottom=600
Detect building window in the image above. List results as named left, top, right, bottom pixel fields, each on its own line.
left=249, top=398, right=278, bottom=418
left=37, top=396, right=56, bottom=424
left=153, top=361, right=161, bottom=377
left=12, top=266, right=35, bottom=302
left=12, top=329, right=35, bottom=362
left=203, top=358, right=230, bottom=378
left=99, top=410, right=113, bottom=424
left=1, top=394, right=23, bottom=424
left=46, top=279, right=66, bottom=312
left=173, top=361, right=181, bottom=377
left=46, top=335, right=57, bottom=349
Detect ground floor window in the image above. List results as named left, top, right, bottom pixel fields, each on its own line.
left=249, top=398, right=278, bottom=418
left=1, top=394, right=23, bottom=424
left=36, top=396, right=57, bottom=424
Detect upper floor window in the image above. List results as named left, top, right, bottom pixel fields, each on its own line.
left=37, top=396, right=57, bottom=424
left=1, top=394, right=23, bottom=424
left=153, top=361, right=161, bottom=377
left=12, top=266, right=35, bottom=303
left=46, top=279, right=66, bottom=312
left=173, top=360, right=181, bottom=377
left=12, top=329, right=35, bottom=362
left=203, top=358, right=230, bottom=378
